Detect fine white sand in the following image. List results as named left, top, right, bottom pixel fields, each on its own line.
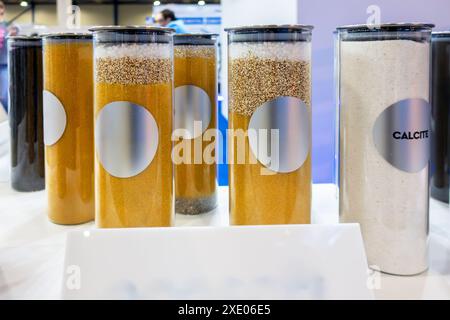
left=339, top=39, right=430, bottom=275
left=95, top=43, right=172, bottom=59
left=229, top=41, right=311, bottom=61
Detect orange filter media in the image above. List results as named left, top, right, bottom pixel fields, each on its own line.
left=43, top=34, right=94, bottom=225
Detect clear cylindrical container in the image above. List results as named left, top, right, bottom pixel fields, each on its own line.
left=430, top=31, right=450, bottom=203
left=226, top=25, right=313, bottom=225
left=8, top=36, right=45, bottom=192
left=43, top=33, right=94, bottom=225
left=173, top=34, right=218, bottom=215
left=336, top=23, right=434, bottom=275
left=91, top=26, right=174, bottom=228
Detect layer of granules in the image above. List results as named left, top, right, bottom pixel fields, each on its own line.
left=175, top=194, right=217, bottom=215
left=174, top=45, right=216, bottom=59
left=229, top=57, right=311, bottom=116
left=95, top=57, right=172, bottom=85
left=95, top=82, right=174, bottom=228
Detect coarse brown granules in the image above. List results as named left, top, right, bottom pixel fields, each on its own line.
left=174, top=44, right=217, bottom=215
left=95, top=45, right=173, bottom=228
left=228, top=41, right=311, bottom=226
left=229, top=58, right=311, bottom=116
left=95, top=57, right=172, bottom=85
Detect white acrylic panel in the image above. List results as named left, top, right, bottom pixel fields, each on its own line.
left=62, top=224, right=372, bottom=300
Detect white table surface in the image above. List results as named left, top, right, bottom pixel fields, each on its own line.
left=1, top=182, right=449, bottom=300
left=0, top=119, right=449, bottom=300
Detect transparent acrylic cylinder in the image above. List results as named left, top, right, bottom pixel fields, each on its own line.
left=430, top=32, right=450, bottom=203
left=336, top=24, right=433, bottom=275
left=8, top=36, right=45, bottom=192
left=226, top=25, right=313, bottom=226
left=173, top=34, right=218, bottom=215
left=43, top=34, right=94, bottom=225
left=91, top=27, right=174, bottom=228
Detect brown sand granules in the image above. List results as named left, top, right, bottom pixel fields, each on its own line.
left=44, top=39, right=95, bottom=225
left=228, top=42, right=312, bottom=225
left=95, top=57, right=172, bottom=85
left=174, top=44, right=218, bottom=215
left=229, top=58, right=311, bottom=116
left=95, top=46, right=173, bottom=228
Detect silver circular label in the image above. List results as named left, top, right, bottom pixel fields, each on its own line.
left=248, top=96, right=311, bottom=173
left=43, top=90, right=67, bottom=146
left=373, top=98, right=431, bottom=173
left=174, top=85, right=212, bottom=139
left=95, top=101, right=159, bottom=178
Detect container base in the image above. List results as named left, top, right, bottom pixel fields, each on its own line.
left=48, top=217, right=94, bottom=226
left=369, top=264, right=429, bottom=277
left=11, top=181, right=45, bottom=193
left=176, top=194, right=217, bottom=215
left=430, top=185, right=449, bottom=203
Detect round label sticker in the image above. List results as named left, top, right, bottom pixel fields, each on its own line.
left=95, top=101, right=159, bottom=178
left=248, top=96, right=310, bottom=173
left=43, top=90, right=67, bottom=146
left=373, top=98, right=431, bottom=173
left=174, top=85, right=212, bottom=139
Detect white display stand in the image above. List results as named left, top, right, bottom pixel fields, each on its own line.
left=62, top=224, right=373, bottom=300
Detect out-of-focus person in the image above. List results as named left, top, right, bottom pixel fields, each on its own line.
left=154, top=9, right=187, bottom=34
left=0, top=0, right=18, bottom=112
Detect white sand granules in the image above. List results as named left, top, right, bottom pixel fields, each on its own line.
left=174, top=45, right=216, bottom=59
left=229, top=41, right=311, bottom=61
left=94, top=43, right=172, bottom=84
left=95, top=43, right=172, bottom=59
left=339, top=39, right=430, bottom=275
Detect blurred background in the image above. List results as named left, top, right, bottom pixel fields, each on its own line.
left=3, top=0, right=221, bottom=33
left=1, top=0, right=450, bottom=185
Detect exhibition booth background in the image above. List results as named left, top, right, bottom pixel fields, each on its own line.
left=3, top=0, right=450, bottom=185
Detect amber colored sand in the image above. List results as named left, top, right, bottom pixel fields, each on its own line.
left=43, top=40, right=94, bottom=225
left=228, top=113, right=311, bottom=225
left=95, top=83, right=173, bottom=228
left=174, top=54, right=217, bottom=200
